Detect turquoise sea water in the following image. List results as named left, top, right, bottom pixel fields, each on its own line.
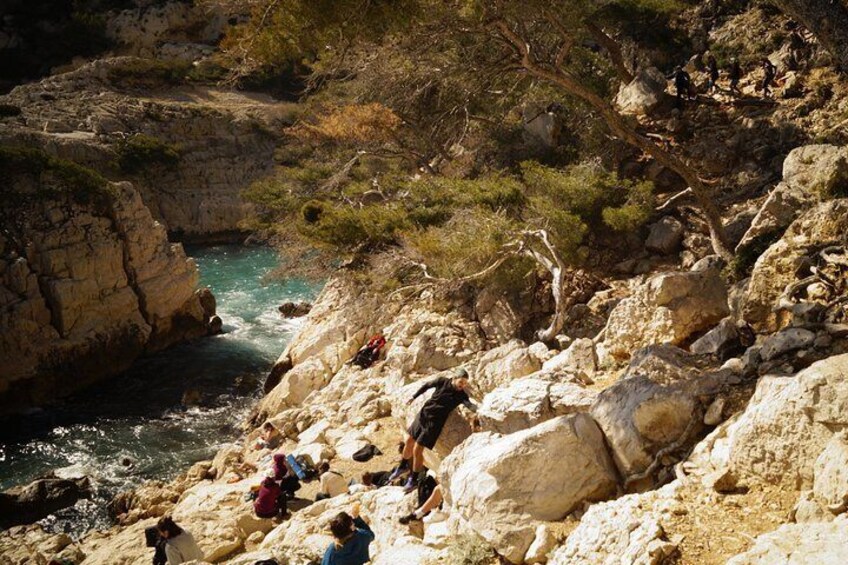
left=0, top=245, right=318, bottom=536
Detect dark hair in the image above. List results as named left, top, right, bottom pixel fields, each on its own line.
left=319, top=461, right=330, bottom=474
left=157, top=516, right=183, bottom=538
left=262, top=422, right=275, bottom=431
left=362, top=472, right=373, bottom=486
left=329, top=512, right=354, bottom=540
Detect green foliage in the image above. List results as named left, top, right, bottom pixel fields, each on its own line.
left=405, top=209, right=517, bottom=278
left=116, top=134, right=181, bottom=173
left=725, top=229, right=783, bottom=281
left=437, top=534, right=496, bottom=565
left=107, top=59, right=191, bottom=89
left=520, top=160, right=654, bottom=254
left=0, top=145, right=113, bottom=207
left=300, top=202, right=409, bottom=251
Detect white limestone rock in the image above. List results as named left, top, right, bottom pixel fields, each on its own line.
left=440, top=415, right=618, bottom=563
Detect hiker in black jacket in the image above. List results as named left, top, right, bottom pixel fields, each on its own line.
left=394, top=368, right=477, bottom=492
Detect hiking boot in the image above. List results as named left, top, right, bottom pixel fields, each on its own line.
left=387, top=464, right=406, bottom=483
left=402, top=475, right=416, bottom=493
left=398, top=512, right=420, bottom=525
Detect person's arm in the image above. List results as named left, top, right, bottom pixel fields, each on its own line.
left=409, top=378, right=444, bottom=402
left=461, top=397, right=477, bottom=413
left=353, top=516, right=376, bottom=542
left=321, top=544, right=334, bottom=565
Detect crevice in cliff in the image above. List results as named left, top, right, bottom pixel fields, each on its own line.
left=102, top=195, right=155, bottom=332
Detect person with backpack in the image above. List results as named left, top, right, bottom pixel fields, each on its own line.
left=316, top=461, right=347, bottom=501
left=156, top=516, right=203, bottom=565
left=254, top=475, right=287, bottom=519
left=321, top=504, right=374, bottom=565
left=272, top=453, right=301, bottom=498
left=396, top=368, right=477, bottom=493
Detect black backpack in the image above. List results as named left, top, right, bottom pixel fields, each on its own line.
left=417, top=475, right=438, bottom=508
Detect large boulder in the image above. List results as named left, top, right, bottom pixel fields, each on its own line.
left=542, top=338, right=597, bottom=377
left=645, top=216, right=684, bottom=255
left=590, top=346, right=729, bottom=484
left=738, top=145, right=848, bottom=252
left=614, top=67, right=668, bottom=116
left=743, top=199, right=848, bottom=332
left=726, top=517, right=848, bottom=565
left=0, top=476, right=92, bottom=528
left=478, top=375, right=597, bottom=434
left=601, top=267, right=729, bottom=362
left=440, top=415, right=618, bottom=563
left=699, top=354, right=848, bottom=488
left=473, top=340, right=542, bottom=394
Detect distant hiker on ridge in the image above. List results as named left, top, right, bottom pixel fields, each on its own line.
left=392, top=367, right=477, bottom=493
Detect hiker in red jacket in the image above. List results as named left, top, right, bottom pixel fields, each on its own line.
left=254, top=476, right=286, bottom=519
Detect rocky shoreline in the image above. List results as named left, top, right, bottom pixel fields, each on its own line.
left=4, top=188, right=847, bottom=563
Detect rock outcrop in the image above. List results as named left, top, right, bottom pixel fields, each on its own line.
left=738, top=145, right=848, bottom=252
left=743, top=199, right=848, bottom=332
left=600, top=266, right=729, bottom=362
left=0, top=178, right=214, bottom=412
left=0, top=476, right=92, bottom=528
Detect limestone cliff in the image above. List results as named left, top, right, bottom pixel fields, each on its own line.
left=0, top=165, right=215, bottom=414
left=0, top=57, right=289, bottom=238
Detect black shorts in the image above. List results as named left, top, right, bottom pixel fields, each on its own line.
left=408, top=414, right=445, bottom=450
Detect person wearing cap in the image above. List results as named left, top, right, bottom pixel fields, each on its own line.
left=396, top=367, right=477, bottom=492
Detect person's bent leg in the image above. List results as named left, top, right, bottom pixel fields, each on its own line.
left=412, top=442, right=425, bottom=473
left=388, top=436, right=415, bottom=482
left=419, top=485, right=443, bottom=515
left=400, top=485, right=443, bottom=524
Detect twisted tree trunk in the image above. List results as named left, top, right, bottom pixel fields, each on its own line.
left=772, top=0, right=848, bottom=71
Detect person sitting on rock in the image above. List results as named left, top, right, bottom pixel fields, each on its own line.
left=254, top=422, right=282, bottom=451
left=156, top=516, right=203, bottom=565
left=349, top=334, right=387, bottom=369
left=322, top=504, right=374, bottom=565
left=316, top=461, right=348, bottom=501
left=397, top=367, right=477, bottom=493
left=273, top=453, right=301, bottom=498
left=348, top=472, right=375, bottom=494
left=254, top=475, right=287, bottom=519
left=399, top=483, right=443, bottom=525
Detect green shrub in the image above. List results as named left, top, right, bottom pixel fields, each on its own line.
left=107, top=58, right=191, bottom=89
left=0, top=145, right=113, bottom=207
left=116, top=134, right=181, bottom=173
left=436, top=534, right=496, bottom=565
left=725, top=228, right=783, bottom=281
